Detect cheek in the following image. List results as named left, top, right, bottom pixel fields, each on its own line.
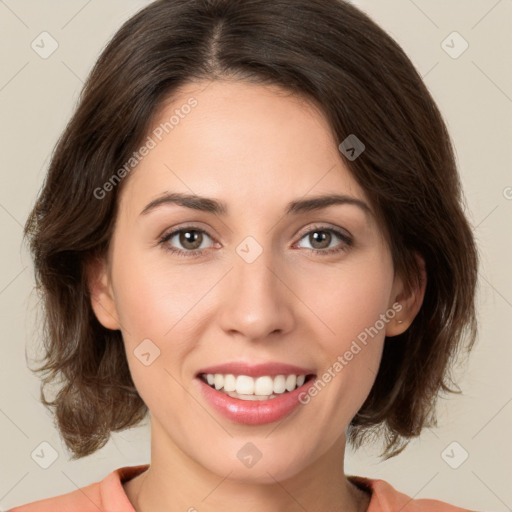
left=110, top=246, right=198, bottom=418
left=111, top=242, right=209, bottom=341
left=297, top=251, right=394, bottom=350
left=296, top=250, right=394, bottom=418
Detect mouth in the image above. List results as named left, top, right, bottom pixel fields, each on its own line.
left=194, top=364, right=319, bottom=425
left=197, top=372, right=317, bottom=401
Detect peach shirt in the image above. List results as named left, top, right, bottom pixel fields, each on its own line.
left=8, top=464, right=476, bottom=512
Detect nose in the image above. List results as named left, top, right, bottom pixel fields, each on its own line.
left=218, top=248, right=295, bottom=342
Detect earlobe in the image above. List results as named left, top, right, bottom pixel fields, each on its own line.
left=386, top=253, right=427, bottom=337
left=85, top=255, right=121, bottom=331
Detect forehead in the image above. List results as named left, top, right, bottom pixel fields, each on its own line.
left=119, top=79, right=370, bottom=218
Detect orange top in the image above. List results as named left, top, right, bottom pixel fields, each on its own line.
left=7, top=464, right=476, bottom=512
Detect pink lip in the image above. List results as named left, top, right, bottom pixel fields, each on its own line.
left=195, top=375, right=318, bottom=425
left=195, top=361, right=315, bottom=378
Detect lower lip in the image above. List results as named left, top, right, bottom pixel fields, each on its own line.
left=195, top=376, right=317, bottom=425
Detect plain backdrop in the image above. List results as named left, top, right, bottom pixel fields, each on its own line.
left=0, top=1, right=511, bottom=510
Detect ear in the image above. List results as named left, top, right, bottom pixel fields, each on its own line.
left=385, top=252, right=427, bottom=337
left=85, top=255, right=121, bottom=331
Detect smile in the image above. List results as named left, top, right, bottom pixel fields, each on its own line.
left=199, top=373, right=314, bottom=400
left=195, top=372, right=317, bottom=425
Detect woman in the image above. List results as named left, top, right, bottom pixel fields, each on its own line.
left=11, top=0, right=478, bottom=510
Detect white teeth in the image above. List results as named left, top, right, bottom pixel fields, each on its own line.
left=236, top=375, right=254, bottom=394
left=254, top=376, right=274, bottom=395
left=226, top=390, right=278, bottom=401
left=285, top=375, right=297, bottom=392
left=223, top=374, right=236, bottom=392
left=214, top=374, right=224, bottom=390
left=273, top=375, right=286, bottom=394
left=201, top=373, right=310, bottom=396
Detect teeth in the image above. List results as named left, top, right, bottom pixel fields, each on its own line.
left=236, top=375, right=255, bottom=394
left=254, top=376, right=273, bottom=395
left=226, top=390, right=278, bottom=401
left=273, top=375, right=287, bottom=394
left=287, top=374, right=299, bottom=391
left=214, top=374, right=224, bottom=390
left=201, top=373, right=309, bottom=396
left=223, top=374, right=236, bottom=392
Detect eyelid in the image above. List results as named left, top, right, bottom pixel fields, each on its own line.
left=292, top=224, right=353, bottom=254
left=159, top=221, right=215, bottom=240
left=160, top=222, right=351, bottom=242
left=159, top=223, right=218, bottom=247
left=295, top=222, right=352, bottom=242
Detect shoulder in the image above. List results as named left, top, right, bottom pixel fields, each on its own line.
left=7, top=464, right=149, bottom=512
left=6, top=481, right=102, bottom=512
left=349, top=475, right=478, bottom=512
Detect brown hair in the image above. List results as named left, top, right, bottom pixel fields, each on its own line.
left=23, top=0, right=478, bottom=460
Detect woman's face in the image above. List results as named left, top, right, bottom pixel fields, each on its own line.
left=92, top=79, right=408, bottom=482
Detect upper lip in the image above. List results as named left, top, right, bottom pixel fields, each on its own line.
left=196, top=361, right=316, bottom=378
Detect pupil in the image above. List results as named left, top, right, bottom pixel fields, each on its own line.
left=312, top=231, right=330, bottom=249
left=181, top=230, right=201, bottom=249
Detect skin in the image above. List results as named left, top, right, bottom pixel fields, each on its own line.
left=88, top=79, right=426, bottom=512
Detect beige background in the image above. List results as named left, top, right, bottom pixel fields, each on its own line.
left=1, top=1, right=511, bottom=510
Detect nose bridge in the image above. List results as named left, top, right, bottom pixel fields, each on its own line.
left=235, top=240, right=279, bottom=297
left=218, top=235, right=294, bottom=340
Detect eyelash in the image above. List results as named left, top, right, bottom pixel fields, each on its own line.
left=159, top=224, right=353, bottom=258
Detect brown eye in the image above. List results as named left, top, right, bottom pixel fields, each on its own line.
left=177, top=229, right=204, bottom=250
left=308, top=230, right=332, bottom=250
left=296, top=226, right=352, bottom=256
left=160, top=227, right=214, bottom=257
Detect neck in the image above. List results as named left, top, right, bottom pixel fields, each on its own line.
left=125, top=419, right=370, bottom=512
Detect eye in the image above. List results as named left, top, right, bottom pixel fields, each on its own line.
left=159, top=226, right=215, bottom=258
left=295, top=225, right=352, bottom=256
left=159, top=224, right=353, bottom=258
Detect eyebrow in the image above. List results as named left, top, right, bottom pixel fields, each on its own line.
left=140, top=192, right=371, bottom=217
